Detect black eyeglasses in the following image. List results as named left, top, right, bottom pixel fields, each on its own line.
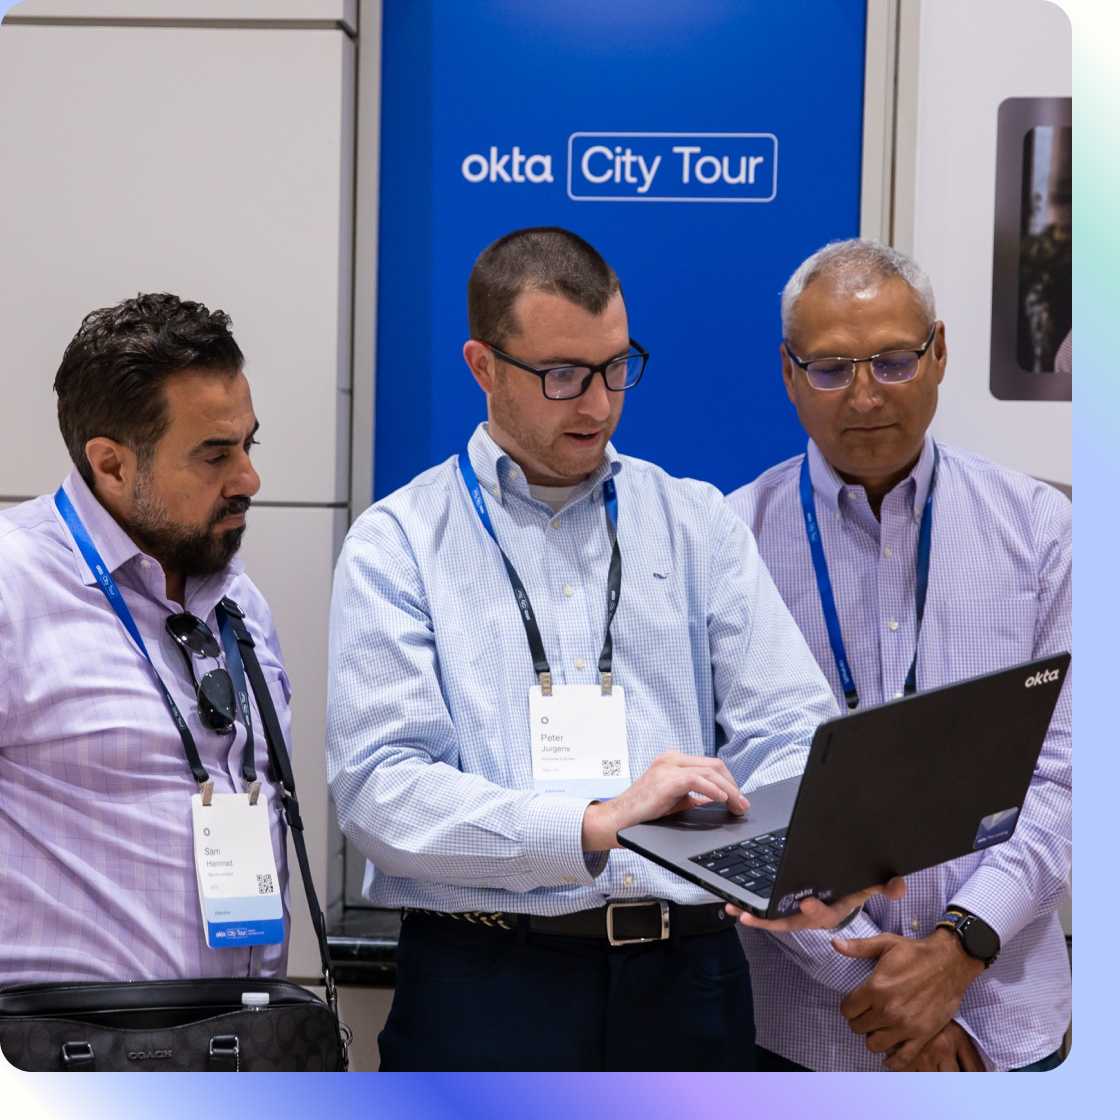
left=486, top=338, right=649, bottom=400
left=784, top=324, right=939, bottom=391
left=165, top=612, right=236, bottom=732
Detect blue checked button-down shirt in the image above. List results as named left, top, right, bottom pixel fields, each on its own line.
left=727, top=437, right=1072, bottom=1071
left=326, top=423, right=837, bottom=916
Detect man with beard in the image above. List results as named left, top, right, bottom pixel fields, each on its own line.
left=326, top=227, right=902, bottom=1071
left=0, top=293, right=294, bottom=985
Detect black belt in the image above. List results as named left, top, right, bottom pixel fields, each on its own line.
left=405, top=900, right=731, bottom=947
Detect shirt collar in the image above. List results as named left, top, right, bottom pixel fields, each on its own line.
left=57, top=467, right=145, bottom=586
left=466, top=422, right=623, bottom=507
left=55, top=466, right=246, bottom=589
left=806, top=434, right=936, bottom=522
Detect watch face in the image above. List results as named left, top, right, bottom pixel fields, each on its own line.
left=961, top=916, right=1000, bottom=962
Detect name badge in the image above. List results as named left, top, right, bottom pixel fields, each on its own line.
left=528, top=684, right=630, bottom=798
left=191, top=793, right=284, bottom=949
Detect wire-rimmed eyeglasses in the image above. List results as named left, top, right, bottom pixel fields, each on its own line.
left=784, top=324, right=938, bottom=391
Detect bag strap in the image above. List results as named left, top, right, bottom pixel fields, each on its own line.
left=215, top=598, right=342, bottom=1033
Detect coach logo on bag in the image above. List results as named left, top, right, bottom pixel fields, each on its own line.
left=127, top=1048, right=173, bottom=1061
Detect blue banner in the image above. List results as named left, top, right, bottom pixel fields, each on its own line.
left=374, top=0, right=867, bottom=499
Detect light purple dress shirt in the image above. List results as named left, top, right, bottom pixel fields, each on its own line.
left=727, top=438, right=1071, bottom=1072
left=0, top=469, right=292, bottom=984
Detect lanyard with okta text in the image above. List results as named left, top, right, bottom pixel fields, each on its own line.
left=798, top=443, right=939, bottom=711
left=53, top=487, right=257, bottom=800
left=457, top=451, right=621, bottom=696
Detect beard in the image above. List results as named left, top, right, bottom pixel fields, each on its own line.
left=489, top=369, right=617, bottom=483
left=128, top=470, right=250, bottom=577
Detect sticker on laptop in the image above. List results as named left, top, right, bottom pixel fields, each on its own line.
left=973, top=807, right=1021, bottom=850
left=775, top=886, right=834, bottom=916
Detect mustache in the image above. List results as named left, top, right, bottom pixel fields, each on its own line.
left=210, top=496, right=252, bottom=527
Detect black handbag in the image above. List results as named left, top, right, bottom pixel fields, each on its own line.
left=0, top=598, right=351, bottom=1072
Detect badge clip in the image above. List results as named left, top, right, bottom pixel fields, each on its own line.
left=539, top=670, right=553, bottom=697
left=600, top=671, right=613, bottom=697
left=200, top=779, right=215, bottom=807
left=247, top=780, right=262, bottom=806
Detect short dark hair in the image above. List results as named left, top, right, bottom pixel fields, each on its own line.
left=467, top=226, right=621, bottom=346
left=54, top=293, right=244, bottom=487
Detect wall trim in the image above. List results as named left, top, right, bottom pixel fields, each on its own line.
left=3, top=17, right=356, bottom=37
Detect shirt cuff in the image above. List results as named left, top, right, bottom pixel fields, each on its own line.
left=774, top=910, right=883, bottom=993
left=949, top=865, right=1036, bottom=946
left=522, top=794, right=608, bottom=888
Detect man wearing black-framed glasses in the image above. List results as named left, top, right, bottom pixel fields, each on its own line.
left=728, top=239, right=1071, bottom=1073
left=327, top=227, right=903, bottom=1072
left=0, top=294, right=295, bottom=989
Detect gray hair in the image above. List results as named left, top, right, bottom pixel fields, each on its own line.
left=780, top=239, right=936, bottom=338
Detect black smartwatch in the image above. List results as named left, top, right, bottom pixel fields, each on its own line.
left=936, top=908, right=1000, bottom=968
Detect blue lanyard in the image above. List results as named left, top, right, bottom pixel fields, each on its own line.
left=797, top=444, right=939, bottom=710
left=54, top=487, right=253, bottom=791
left=457, top=451, right=620, bottom=693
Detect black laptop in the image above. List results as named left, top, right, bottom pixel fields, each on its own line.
left=618, top=653, right=1069, bottom=919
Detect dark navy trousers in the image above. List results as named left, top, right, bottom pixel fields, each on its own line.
left=378, top=912, right=756, bottom=1071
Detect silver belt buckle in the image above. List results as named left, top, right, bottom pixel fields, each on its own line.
left=606, top=899, right=670, bottom=946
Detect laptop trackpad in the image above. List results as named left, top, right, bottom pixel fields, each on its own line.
left=659, top=776, right=801, bottom=834
left=664, top=803, right=744, bottom=830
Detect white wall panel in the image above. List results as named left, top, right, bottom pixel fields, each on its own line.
left=236, top=504, right=348, bottom=979
left=9, top=1, right=357, bottom=29
left=905, top=0, right=1071, bottom=484
left=0, top=24, right=354, bottom=503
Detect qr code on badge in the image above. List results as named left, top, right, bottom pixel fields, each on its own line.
left=256, top=873, right=276, bottom=895
left=602, top=759, right=622, bottom=778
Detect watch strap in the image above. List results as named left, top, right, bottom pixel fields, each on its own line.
left=936, top=908, right=999, bottom=967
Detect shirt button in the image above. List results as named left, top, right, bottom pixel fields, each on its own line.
left=894, top=691, right=904, bottom=699
left=883, top=545, right=893, bottom=559
left=550, top=518, right=561, bottom=529
left=575, top=658, right=586, bottom=670
left=623, top=874, right=634, bottom=888
left=563, top=584, right=574, bottom=598
left=911, top=919, right=920, bottom=931
left=887, top=619, right=899, bottom=632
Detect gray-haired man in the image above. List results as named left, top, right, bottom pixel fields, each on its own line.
left=727, top=240, right=1071, bottom=1072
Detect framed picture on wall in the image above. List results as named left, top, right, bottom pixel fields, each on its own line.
left=989, top=96, right=1071, bottom=402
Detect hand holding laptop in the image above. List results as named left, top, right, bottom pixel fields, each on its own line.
left=617, top=656, right=1068, bottom=925
left=723, top=876, right=907, bottom=932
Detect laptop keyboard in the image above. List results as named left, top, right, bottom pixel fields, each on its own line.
left=689, top=829, right=787, bottom=898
